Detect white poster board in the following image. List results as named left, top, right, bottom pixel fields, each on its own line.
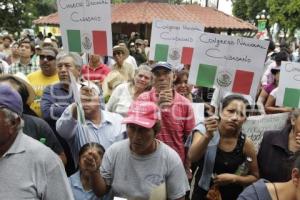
left=57, top=0, right=112, bottom=56
left=191, top=103, right=205, bottom=125
left=276, top=62, right=300, bottom=108
left=149, top=19, right=204, bottom=68
left=242, top=113, right=289, bottom=152
left=188, top=32, right=269, bottom=100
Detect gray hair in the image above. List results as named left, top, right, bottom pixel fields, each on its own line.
left=291, top=109, right=300, bottom=122
left=132, top=64, right=153, bottom=88
left=56, top=51, right=83, bottom=70
left=1, top=108, right=24, bottom=132
left=135, top=64, right=152, bottom=76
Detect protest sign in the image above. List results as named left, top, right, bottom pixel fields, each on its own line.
left=57, top=0, right=112, bottom=56
left=191, top=103, right=205, bottom=125
left=149, top=19, right=204, bottom=67
left=242, top=113, right=289, bottom=152
left=276, top=62, right=300, bottom=108
left=188, top=33, right=269, bottom=99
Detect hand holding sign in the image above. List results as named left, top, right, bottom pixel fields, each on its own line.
left=204, top=116, right=219, bottom=139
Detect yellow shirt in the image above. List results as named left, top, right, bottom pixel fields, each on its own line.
left=27, top=70, right=59, bottom=117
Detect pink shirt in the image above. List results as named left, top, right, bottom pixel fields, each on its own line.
left=137, top=88, right=195, bottom=163
left=81, top=64, right=111, bottom=82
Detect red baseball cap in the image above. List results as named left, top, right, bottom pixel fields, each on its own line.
left=122, top=101, right=160, bottom=128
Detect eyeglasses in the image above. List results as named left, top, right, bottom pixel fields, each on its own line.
left=40, top=55, right=55, bottom=61
left=113, top=51, right=123, bottom=56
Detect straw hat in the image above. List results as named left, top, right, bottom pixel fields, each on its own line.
left=113, top=45, right=129, bottom=58
left=0, top=73, right=35, bottom=105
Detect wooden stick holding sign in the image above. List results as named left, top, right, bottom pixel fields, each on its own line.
left=69, top=72, right=92, bottom=144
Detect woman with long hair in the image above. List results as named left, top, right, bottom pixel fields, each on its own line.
left=188, top=94, right=259, bottom=200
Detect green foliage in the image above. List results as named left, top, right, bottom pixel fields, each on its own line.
left=112, top=0, right=125, bottom=3
left=232, top=0, right=248, bottom=20
left=267, top=0, right=300, bottom=35
left=232, top=0, right=266, bottom=21
left=0, top=0, right=56, bottom=34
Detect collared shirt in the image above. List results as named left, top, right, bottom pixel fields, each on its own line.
left=0, top=132, right=74, bottom=200
left=69, top=171, right=109, bottom=200
left=258, top=125, right=294, bottom=182
left=56, top=105, right=126, bottom=165
left=81, top=64, right=111, bottom=82
left=41, top=82, right=75, bottom=121
left=9, top=60, right=39, bottom=75
left=136, top=88, right=195, bottom=163
left=41, top=82, right=105, bottom=122
left=27, top=70, right=59, bottom=117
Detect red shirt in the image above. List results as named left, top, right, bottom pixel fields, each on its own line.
left=81, top=64, right=111, bottom=82
left=137, top=88, right=195, bottom=163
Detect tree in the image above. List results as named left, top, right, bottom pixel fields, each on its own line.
left=232, top=0, right=248, bottom=20
left=267, top=0, right=300, bottom=39
left=232, top=0, right=266, bottom=22
left=0, top=0, right=56, bottom=35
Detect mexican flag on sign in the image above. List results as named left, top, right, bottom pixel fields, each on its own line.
left=67, top=30, right=108, bottom=55
left=154, top=44, right=194, bottom=65
left=282, top=88, right=300, bottom=108
left=195, top=64, right=254, bottom=95
left=276, top=62, right=300, bottom=108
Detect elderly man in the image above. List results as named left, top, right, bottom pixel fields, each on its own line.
left=0, top=74, right=67, bottom=165
left=41, top=51, right=85, bottom=175
left=56, top=84, right=125, bottom=165
left=41, top=51, right=104, bottom=175
left=0, top=84, right=73, bottom=200
left=27, top=46, right=59, bottom=116
left=137, top=62, right=195, bottom=171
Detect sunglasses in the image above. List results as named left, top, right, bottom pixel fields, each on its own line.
left=40, top=55, right=55, bottom=61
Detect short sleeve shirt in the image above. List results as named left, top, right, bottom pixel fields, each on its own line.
left=100, top=139, right=190, bottom=200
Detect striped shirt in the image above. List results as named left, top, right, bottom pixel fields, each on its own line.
left=137, top=88, right=195, bottom=163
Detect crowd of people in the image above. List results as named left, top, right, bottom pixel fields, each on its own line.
left=0, top=30, right=300, bottom=200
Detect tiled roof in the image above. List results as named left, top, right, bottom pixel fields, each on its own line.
left=33, top=2, right=257, bottom=31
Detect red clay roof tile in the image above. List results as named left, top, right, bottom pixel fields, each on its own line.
left=33, top=2, right=256, bottom=31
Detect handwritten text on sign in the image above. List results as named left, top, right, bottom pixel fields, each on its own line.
left=58, top=0, right=109, bottom=23
left=242, top=113, right=289, bottom=152
left=276, top=62, right=300, bottom=108
left=188, top=33, right=269, bottom=100
left=149, top=19, right=204, bottom=67
left=57, top=0, right=112, bottom=55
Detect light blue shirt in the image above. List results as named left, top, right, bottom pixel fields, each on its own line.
left=69, top=171, right=98, bottom=200
left=69, top=171, right=110, bottom=200
left=56, top=104, right=126, bottom=165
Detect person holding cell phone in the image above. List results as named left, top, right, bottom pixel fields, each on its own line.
left=188, top=94, right=259, bottom=200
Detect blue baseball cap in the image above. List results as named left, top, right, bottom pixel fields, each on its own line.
left=151, top=62, right=172, bottom=72
left=0, top=84, right=23, bottom=115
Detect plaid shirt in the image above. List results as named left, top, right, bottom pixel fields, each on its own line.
left=9, top=60, right=39, bottom=75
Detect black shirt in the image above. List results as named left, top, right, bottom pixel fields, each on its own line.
left=22, top=114, right=64, bottom=155
left=258, top=125, right=294, bottom=182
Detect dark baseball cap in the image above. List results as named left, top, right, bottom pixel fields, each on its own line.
left=151, top=62, right=172, bottom=72
left=0, top=84, right=23, bottom=115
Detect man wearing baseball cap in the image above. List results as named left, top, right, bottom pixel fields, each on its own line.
left=136, top=62, right=195, bottom=173
left=0, top=84, right=73, bottom=199
left=81, top=100, right=189, bottom=200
